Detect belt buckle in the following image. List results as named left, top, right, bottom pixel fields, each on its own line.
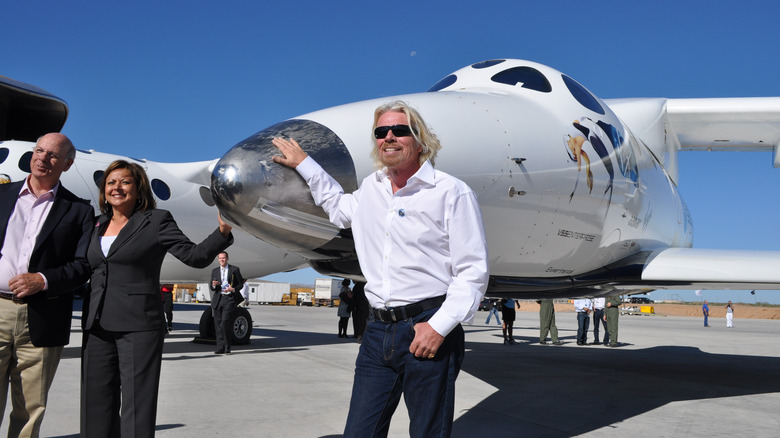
left=377, top=307, right=397, bottom=323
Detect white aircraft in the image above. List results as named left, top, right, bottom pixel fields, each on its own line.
left=0, top=74, right=307, bottom=283
left=210, top=58, right=780, bottom=298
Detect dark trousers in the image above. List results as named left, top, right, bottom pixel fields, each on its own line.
left=576, top=312, right=590, bottom=344
left=592, top=308, right=606, bottom=343
left=81, top=325, right=164, bottom=438
left=339, top=316, right=350, bottom=336
left=213, top=295, right=236, bottom=351
left=343, top=307, right=464, bottom=438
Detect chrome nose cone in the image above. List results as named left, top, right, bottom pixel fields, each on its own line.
left=211, top=119, right=357, bottom=257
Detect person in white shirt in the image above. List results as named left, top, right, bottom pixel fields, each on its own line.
left=272, top=100, right=489, bottom=438
left=725, top=301, right=734, bottom=327
left=573, top=298, right=593, bottom=345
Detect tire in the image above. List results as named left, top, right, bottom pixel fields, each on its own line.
left=198, top=308, right=216, bottom=339
left=230, top=307, right=253, bottom=345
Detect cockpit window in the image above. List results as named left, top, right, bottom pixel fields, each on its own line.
left=0, top=148, right=8, bottom=164
left=93, top=170, right=104, bottom=186
left=472, top=59, right=505, bottom=69
left=427, top=74, right=457, bottom=92
left=491, top=67, right=552, bottom=92
left=562, top=75, right=605, bottom=115
left=151, top=178, right=171, bottom=201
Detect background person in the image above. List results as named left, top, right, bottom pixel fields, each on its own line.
left=240, top=283, right=250, bottom=307
left=592, top=297, right=606, bottom=345
left=604, top=295, right=621, bottom=347
left=726, top=301, right=734, bottom=327
left=337, top=279, right=353, bottom=338
left=0, top=133, right=92, bottom=437
left=703, top=300, right=710, bottom=327
left=271, top=100, right=489, bottom=437
left=210, top=251, right=245, bottom=354
left=81, top=160, right=233, bottom=437
left=538, top=299, right=562, bottom=345
left=573, top=298, right=592, bottom=345
left=351, top=281, right=368, bottom=343
left=501, top=298, right=517, bottom=345
left=161, top=285, right=174, bottom=332
left=485, top=298, right=501, bottom=325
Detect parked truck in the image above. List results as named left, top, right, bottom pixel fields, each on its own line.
left=314, top=278, right=341, bottom=307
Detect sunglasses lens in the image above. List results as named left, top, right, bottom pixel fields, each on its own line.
left=374, top=125, right=413, bottom=139
left=374, top=127, right=390, bottom=138
left=392, top=125, right=412, bottom=137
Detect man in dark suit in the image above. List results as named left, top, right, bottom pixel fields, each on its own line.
left=0, top=133, right=93, bottom=436
left=210, top=251, right=244, bottom=354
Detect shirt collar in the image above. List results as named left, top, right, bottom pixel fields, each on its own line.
left=19, top=176, right=59, bottom=199
left=376, top=160, right=436, bottom=188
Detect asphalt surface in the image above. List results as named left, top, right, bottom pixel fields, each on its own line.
left=4, top=301, right=780, bottom=437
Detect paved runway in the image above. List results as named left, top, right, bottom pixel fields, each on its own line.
left=6, top=302, right=780, bottom=437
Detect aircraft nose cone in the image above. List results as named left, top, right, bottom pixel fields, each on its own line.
left=211, top=119, right=357, bottom=255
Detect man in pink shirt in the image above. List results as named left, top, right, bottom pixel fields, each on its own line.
left=0, top=133, right=93, bottom=436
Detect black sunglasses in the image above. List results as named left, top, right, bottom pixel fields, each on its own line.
left=374, top=124, right=414, bottom=139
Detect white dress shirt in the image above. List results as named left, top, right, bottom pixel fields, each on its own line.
left=593, top=297, right=605, bottom=310
left=296, top=157, right=489, bottom=337
left=0, top=179, right=58, bottom=293
left=220, top=266, right=231, bottom=294
left=573, top=298, right=593, bottom=313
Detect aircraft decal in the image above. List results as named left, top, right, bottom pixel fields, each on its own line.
left=563, top=117, right=639, bottom=215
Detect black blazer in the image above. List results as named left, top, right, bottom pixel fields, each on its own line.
left=210, top=265, right=245, bottom=308
left=0, top=180, right=93, bottom=347
left=83, top=209, right=232, bottom=332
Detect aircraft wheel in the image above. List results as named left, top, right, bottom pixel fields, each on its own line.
left=230, top=307, right=253, bottom=345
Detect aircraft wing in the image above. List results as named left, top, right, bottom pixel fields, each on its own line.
left=0, top=75, right=68, bottom=141
left=640, top=248, right=780, bottom=290
left=666, top=97, right=780, bottom=155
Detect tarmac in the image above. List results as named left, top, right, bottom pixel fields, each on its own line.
left=5, top=301, right=780, bottom=437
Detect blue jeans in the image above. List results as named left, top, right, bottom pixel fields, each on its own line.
left=592, top=308, right=606, bottom=343
left=485, top=307, right=500, bottom=325
left=343, top=307, right=465, bottom=438
left=577, top=312, right=590, bottom=344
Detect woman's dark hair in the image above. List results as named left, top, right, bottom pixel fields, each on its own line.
left=98, top=160, right=156, bottom=215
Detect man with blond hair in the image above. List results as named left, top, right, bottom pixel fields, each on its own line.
left=272, top=101, right=489, bottom=437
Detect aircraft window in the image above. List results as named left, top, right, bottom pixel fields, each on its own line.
left=472, top=59, right=506, bottom=69
left=18, top=151, right=32, bottom=173
left=427, top=74, right=457, bottom=92
left=491, top=67, right=552, bottom=92
left=562, top=75, right=605, bottom=115
left=93, top=170, right=104, bottom=186
left=151, top=178, right=171, bottom=201
left=0, top=148, right=8, bottom=164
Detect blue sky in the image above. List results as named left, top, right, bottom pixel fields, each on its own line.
left=4, top=2, right=779, bottom=304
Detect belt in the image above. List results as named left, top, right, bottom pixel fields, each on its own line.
left=0, top=292, right=27, bottom=304
left=369, top=295, right=446, bottom=323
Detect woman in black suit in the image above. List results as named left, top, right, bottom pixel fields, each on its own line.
left=81, top=160, right=233, bottom=437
